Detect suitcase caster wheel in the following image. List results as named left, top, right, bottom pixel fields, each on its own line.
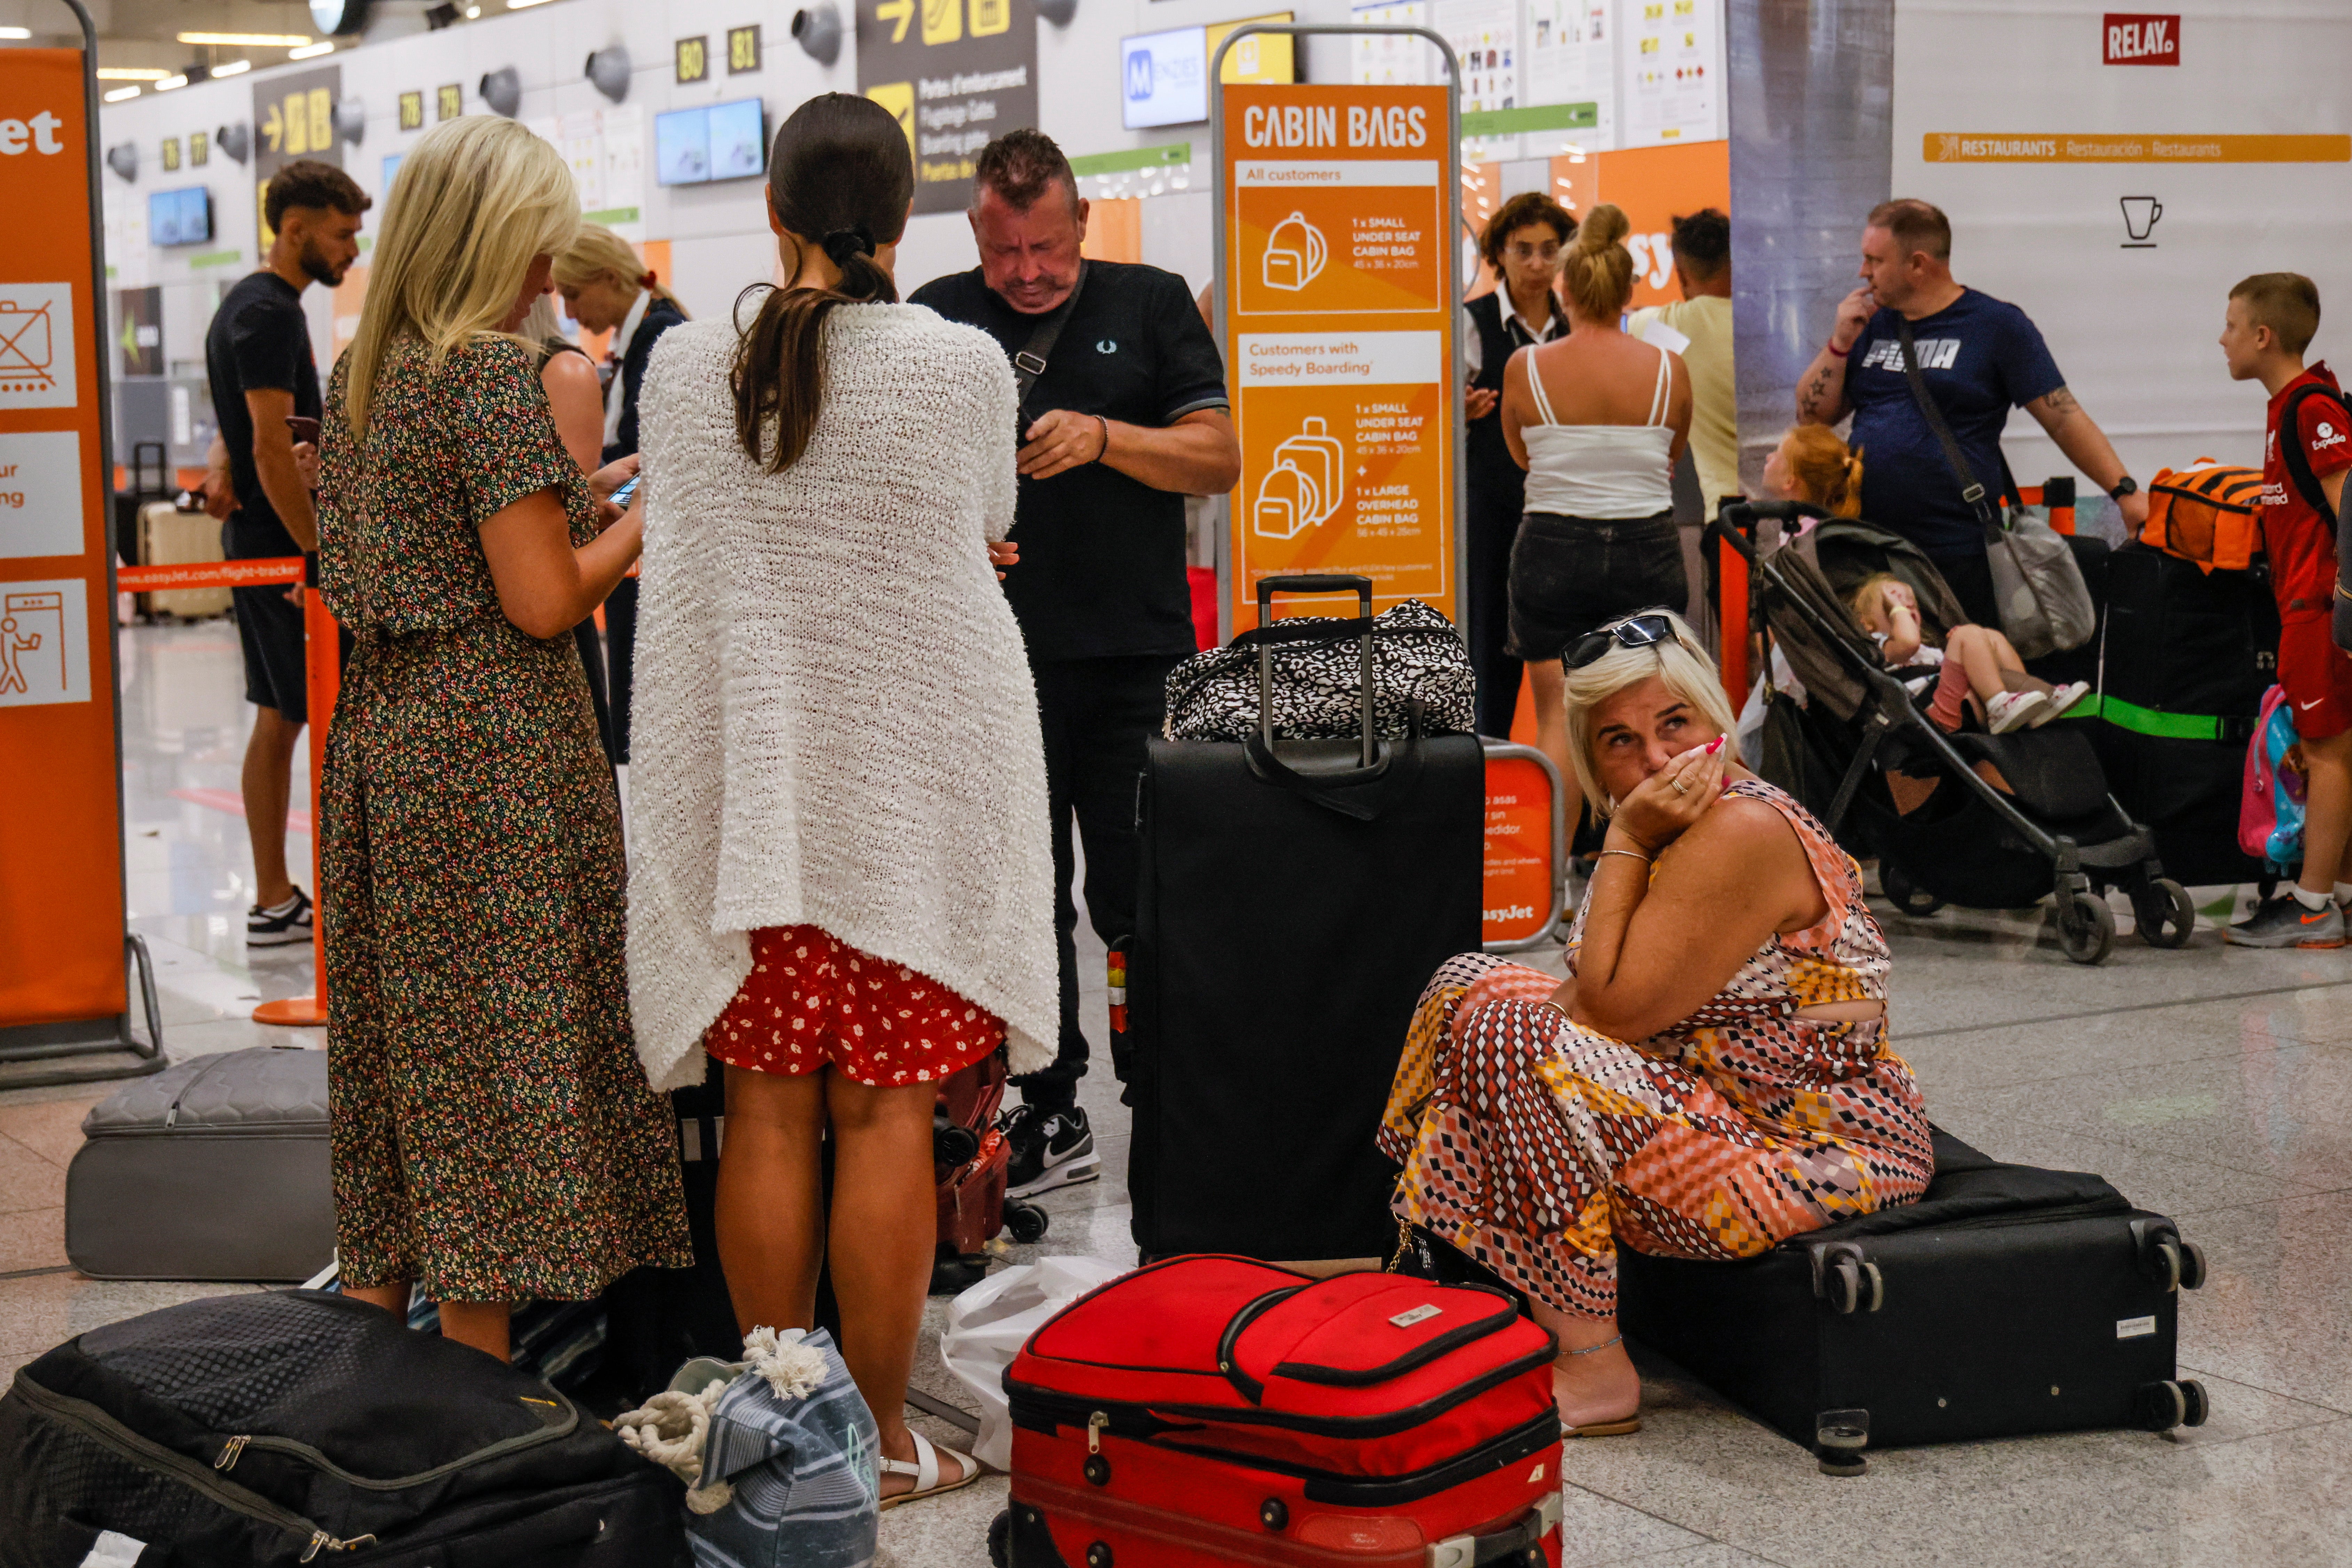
left=2053, top=889, right=2116, bottom=964
left=2181, top=1379, right=2210, bottom=1427
left=2133, top=878, right=2196, bottom=948
left=1825, top=1255, right=1883, bottom=1314
left=1007, top=1201, right=1050, bottom=1244
left=1087, top=1544, right=1114, bottom=1568
left=1084, top=1455, right=1110, bottom=1486
left=2179, top=1238, right=2207, bottom=1291
left=2142, top=1380, right=2191, bottom=1432
left=1259, top=1498, right=1288, bottom=1531
left=1814, top=1409, right=1869, bottom=1477
left=1880, top=863, right=1943, bottom=918
left=987, top=1509, right=1011, bottom=1568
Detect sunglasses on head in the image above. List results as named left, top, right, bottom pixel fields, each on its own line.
left=1564, top=613, right=1681, bottom=670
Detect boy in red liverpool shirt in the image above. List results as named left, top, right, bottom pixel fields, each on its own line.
left=2222, top=273, right=2352, bottom=946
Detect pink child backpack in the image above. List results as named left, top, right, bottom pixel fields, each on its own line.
left=2241, top=685, right=2307, bottom=872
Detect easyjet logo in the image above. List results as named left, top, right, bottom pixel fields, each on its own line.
left=0, top=112, right=65, bottom=155
left=2103, top=13, right=2179, bottom=66
left=1861, top=338, right=1960, bottom=372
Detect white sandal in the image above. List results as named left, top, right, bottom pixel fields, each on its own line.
left=878, top=1429, right=981, bottom=1510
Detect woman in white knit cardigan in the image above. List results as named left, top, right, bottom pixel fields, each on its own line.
left=627, top=93, right=1056, bottom=1507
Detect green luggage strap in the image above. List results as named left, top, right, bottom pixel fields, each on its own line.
left=2077, top=694, right=2256, bottom=743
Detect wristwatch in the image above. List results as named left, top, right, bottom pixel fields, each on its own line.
left=2108, top=476, right=2139, bottom=501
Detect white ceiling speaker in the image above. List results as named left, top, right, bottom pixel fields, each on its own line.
left=1036, top=0, right=1076, bottom=26
left=106, top=142, right=137, bottom=181
left=791, top=5, right=841, bottom=65
left=333, top=99, right=365, bottom=146
left=586, top=46, right=630, bottom=103
left=216, top=123, right=250, bottom=164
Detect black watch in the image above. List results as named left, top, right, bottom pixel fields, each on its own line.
left=2108, top=476, right=2139, bottom=500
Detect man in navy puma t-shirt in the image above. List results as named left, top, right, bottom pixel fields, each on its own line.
left=1795, top=199, right=2148, bottom=625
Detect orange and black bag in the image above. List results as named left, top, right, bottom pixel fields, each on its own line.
left=2142, top=460, right=2263, bottom=572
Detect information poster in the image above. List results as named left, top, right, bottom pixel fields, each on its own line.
left=857, top=0, right=1040, bottom=214
left=1524, top=0, right=1614, bottom=146
left=1223, top=82, right=1457, bottom=630
left=1440, top=0, right=1521, bottom=159
left=0, top=49, right=123, bottom=1027
left=1621, top=0, right=1717, bottom=146
left=1350, top=2, right=1433, bottom=86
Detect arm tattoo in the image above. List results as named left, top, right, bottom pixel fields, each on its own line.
left=1798, top=365, right=1836, bottom=420
left=2039, top=385, right=2080, bottom=416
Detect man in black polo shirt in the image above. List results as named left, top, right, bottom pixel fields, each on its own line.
left=913, top=129, right=1239, bottom=1197
left=202, top=159, right=368, bottom=950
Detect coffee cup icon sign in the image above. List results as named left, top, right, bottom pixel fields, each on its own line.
left=1253, top=417, right=1346, bottom=539
left=1263, top=212, right=1328, bottom=292
left=2120, top=196, right=2162, bottom=246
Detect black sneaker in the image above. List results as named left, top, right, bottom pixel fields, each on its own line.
left=1000, top=1104, right=1101, bottom=1198
left=247, top=887, right=314, bottom=948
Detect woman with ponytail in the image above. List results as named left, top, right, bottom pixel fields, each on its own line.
left=1500, top=202, right=1695, bottom=828
left=626, top=92, right=1055, bottom=1508
left=552, top=224, right=691, bottom=762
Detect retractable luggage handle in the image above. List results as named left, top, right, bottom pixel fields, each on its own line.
left=1254, top=573, right=1378, bottom=771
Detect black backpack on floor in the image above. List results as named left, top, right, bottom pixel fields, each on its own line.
left=0, top=1290, right=688, bottom=1568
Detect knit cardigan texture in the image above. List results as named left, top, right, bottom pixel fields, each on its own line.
left=625, top=305, right=1057, bottom=1091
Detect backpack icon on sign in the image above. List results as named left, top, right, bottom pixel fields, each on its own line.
left=1262, top=212, right=1328, bottom=292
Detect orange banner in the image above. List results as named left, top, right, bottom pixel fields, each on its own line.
left=1224, top=81, right=1457, bottom=631
left=1482, top=751, right=1557, bottom=947
left=117, top=556, right=304, bottom=592
left=0, top=49, right=122, bottom=1028
left=1923, top=132, right=2350, bottom=163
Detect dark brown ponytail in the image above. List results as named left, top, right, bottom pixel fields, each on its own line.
left=732, top=94, right=913, bottom=472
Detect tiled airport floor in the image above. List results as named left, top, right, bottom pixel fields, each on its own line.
left=7, top=619, right=2352, bottom=1565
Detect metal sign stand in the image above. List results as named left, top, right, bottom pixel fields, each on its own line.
left=1208, top=23, right=1466, bottom=644
left=0, top=0, right=168, bottom=1090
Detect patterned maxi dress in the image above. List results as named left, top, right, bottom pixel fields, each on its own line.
left=317, top=335, right=690, bottom=1303
left=1379, top=780, right=1933, bottom=1318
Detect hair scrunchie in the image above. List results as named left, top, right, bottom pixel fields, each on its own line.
left=819, top=225, right=876, bottom=267
left=639, top=270, right=658, bottom=288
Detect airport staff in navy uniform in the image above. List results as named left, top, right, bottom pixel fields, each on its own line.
left=913, top=128, right=1239, bottom=1197
left=1462, top=191, right=1575, bottom=739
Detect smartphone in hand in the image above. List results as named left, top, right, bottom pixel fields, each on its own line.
left=284, top=415, right=321, bottom=444
left=608, top=475, right=641, bottom=510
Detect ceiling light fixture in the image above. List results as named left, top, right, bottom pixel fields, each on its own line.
left=155, top=73, right=189, bottom=91
left=97, top=67, right=171, bottom=80
left=211, top=59, right=252, bottom=77
left=0, top=26, right=32, bottom=39
left=508, top=0, right=557, bottom=9
left=104, top=85, right=141, bottom=102
left=288, top=41, right=335, bottom=59
left=176, top=32, right=312, bottom=47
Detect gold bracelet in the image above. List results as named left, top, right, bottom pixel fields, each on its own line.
left=1597, top=847, right=1651, bottom=864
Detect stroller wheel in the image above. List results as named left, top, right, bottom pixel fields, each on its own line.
left=1880, top=863, right=1944, bottom=919
left=2053, top=889, right=2117, bottom=965
left=2132, top=878, right=2196, bottom=949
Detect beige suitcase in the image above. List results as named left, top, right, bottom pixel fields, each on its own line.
left=136, top=499, right=231, bottom=619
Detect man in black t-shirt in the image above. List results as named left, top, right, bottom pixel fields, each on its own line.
left=912, top=129, right=1238, bottom=1196
left=1795, top=199, right=2147, bottom=626
left=201, top=159, right=368, bottom=950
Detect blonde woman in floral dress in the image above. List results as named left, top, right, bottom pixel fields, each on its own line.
left=1380, top=609, right=1933, bottom=1433
left=316, top=115, right=688, bottom=1360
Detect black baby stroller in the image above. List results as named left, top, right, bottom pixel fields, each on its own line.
left=1719, top=501, right=2192, bottom=964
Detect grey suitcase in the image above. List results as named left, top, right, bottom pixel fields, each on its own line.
left=65, top=1045, right=334, bottom=1282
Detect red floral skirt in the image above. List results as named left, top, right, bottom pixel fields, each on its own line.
left=704, top=925, right=1003, bottom=1088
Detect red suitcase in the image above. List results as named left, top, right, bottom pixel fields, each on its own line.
left=932, top=1048, right=1051, bottom=1293
left=996, top=1256, right=1564, bottom=1568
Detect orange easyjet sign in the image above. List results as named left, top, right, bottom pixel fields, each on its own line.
left=1222, top=80, right=1458, bottom=632
left=0, top=49, right=122, bottom=1028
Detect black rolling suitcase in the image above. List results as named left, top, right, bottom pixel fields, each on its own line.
left=1125, top=575, right=1484, bottom=1263
left=2089, top=541, right=2279, bottom=887
left=1618, top=1128, right=2210, bottom=1474
left=0, top=1290, right=688, bottom=1567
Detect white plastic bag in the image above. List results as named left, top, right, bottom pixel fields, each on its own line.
left=940, top=1256, right=1127, bottom=1470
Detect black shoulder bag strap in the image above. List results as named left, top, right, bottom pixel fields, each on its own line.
left=1008, top=261, right=1089, bottom=423
left=1894, top=316, right=2004, bottom=543
left=2280, top=381, right=2346, bottom=532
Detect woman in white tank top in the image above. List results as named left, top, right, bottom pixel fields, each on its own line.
left=1499, top=204, right=1695, bottom=825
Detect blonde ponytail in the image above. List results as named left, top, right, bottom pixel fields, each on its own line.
left=1560, top=202, right=1636, bottom=321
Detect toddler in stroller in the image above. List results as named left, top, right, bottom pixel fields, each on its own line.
left=1846, top=572, right=2088, bottom=735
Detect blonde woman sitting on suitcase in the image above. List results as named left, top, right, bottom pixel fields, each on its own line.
left=1378, top=609, right=1933, bottom=1433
